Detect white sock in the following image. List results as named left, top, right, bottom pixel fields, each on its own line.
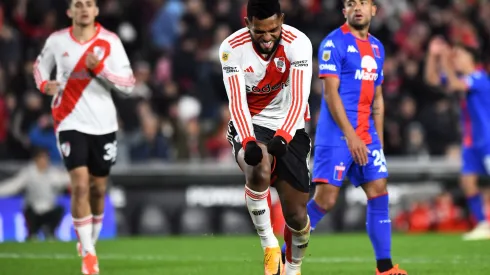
left=245, top=186, right=279, bottom=249
left=92, top=214, right=104, bottom=245
left=284, top=216, right=310, bottom=274
left=73, top=215, right=95, bottom=255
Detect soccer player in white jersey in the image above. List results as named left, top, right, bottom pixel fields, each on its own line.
left=220, top=0, right=313, bottom=274
left=33, top=0, right=135, bottom=274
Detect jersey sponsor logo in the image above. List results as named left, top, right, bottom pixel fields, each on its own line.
left=322, top=50, right=331, bottom=61
left=333, top=162, right=345, bottom=181
left=291, top=60, right=309, bottom=68
left=221, top=51, right=230, bottom=62
left=246, top=79, right=289, bottom=94
left=60, top=142, right=71, bottom=157
left=319, top=64, right=336, bottom=71
left=103, top=141, right=117, bottom=163
left=347, top=45, right=358, bottom=53
left=355, top=55, right=378, bottom=81
left=63, top=69, right=92, bottom=80
left=274, top=57, right=286, bottom=73
left=223, top=66, right=239, bottom=74
left=324, top=40, right=335, bottom=48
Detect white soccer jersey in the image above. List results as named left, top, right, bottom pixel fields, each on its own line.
left=33, top=23, right=135, bottom=135
left=219, top=24, right=312, bottom=146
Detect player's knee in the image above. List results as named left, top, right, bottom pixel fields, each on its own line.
left=69, top=168, right=90, bottom=199
left=90, top=176, right=108, bottom=198
left=246, top=163, right=271, bottom=189
left=363, top=179, right=388, bottom=199
left=313, top=185, right=339, bottom=211
left=283, top=205, right=308, bottom=230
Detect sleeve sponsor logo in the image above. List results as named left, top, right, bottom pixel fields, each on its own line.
left=291, top=60, right=309, bottom=68
left=223, top=66, right=239, bottom=74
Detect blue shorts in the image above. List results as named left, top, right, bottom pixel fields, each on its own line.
left=462, top=146, right=490, bottom=176
left=312, top=143, right=388, bottom=187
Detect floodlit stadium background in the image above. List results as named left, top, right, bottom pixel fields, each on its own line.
left=0, top=0, right=490, bottom=241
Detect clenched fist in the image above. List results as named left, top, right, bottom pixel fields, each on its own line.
left=85, top=52, right=100, bottom=70
left=44, top=81, right=60, bottom=96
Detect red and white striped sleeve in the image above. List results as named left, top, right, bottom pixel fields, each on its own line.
left=219, top=40, right=256, bottom=148
left=92, top=36, right=135, bottom=94
left=33, top=35, right=56, bottom=94
left=275, top=35, right=313, bottom=143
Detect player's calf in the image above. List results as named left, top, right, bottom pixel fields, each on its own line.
left=239, top=144, right=279, bottom=250
left=362, top=179, right=395, bottom=273
left=90, top=176, right=107, bottom=245
left=70, top=167, right=96, bottom=256
left=277, top=182, right=310, bottom=274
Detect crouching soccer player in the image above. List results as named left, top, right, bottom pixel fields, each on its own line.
left=281, top=0, right=408, bottom=274
left=220, top=0, right=313, bottom=274
left=425, top=37, right=490, bottom=240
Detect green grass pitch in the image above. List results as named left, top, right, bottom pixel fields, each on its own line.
left=0, top=233, right=489, bottom=274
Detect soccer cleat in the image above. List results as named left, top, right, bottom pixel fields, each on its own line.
left=376, top=264, right=407, bottom=275
left=82, top=252, right=99, bottom=275
left=264, top=246, right=282, bottom=275
left=463, top=221, right=490, bottom=241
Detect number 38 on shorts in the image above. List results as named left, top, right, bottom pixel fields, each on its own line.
left=312, top=143, right=388, bottom=188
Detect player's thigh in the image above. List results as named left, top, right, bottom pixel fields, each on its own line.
left=349, top=144, right=388, bottom=188
left=312, top=145, right=353, bottom=187
left=57, top=130, right=89, bottom=172
left=229, top=122, right=274, bottom=184
left=273, top=129, right=311, bottom=194
left=87, top=132, right=117, bottom=177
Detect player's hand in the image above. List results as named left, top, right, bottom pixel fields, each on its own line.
left=428, top=37, right=446, bottom=56
left=44, top=81, right=61, bottom=96
left=244, top=141, right=263, bottom=166
left=267, top=136, right=287, bottom=158
left=85, top=52, right=100, bottom=70
left=346, top=133, right=370, bottom=166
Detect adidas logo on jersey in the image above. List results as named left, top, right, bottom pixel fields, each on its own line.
left=347, top=45, right=358, bottom=53
left=244, top=66, right=254, bottom=73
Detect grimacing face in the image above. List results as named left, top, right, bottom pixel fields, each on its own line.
left=343, top=0, right=376, bottom=31
left=245, top=13, right=284, bottom=54
left=67, top=0, right=99, bottom=27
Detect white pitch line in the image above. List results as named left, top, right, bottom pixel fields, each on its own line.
left=0, top=253, right=486, bottom=265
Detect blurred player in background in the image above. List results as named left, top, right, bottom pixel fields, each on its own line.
left=425, top=37, right=490, bottom=240
left=220, top=0, right=313, bottom=273
left=0, top=148, right=69, bottom=240
left=33, top=0, right=135, bottom=273
left=279, top=0, right=407, bottom=274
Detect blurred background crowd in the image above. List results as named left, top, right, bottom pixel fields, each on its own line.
left=0, top=0, right=489, bottom=165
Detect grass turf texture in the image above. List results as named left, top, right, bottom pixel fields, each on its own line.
left=0, top=233, right=489, bottom=274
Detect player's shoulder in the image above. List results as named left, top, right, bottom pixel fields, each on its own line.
left=281, top=24, right=310, bottom=45
left=368, top=34, right=385, bottom=50
left=319, top=26, right=346, bottom=49
left=98, top=25, right=121, bottom=43
left=46, top=27, right=71, bottom=43
left=220, top=27, right=251, bottom=51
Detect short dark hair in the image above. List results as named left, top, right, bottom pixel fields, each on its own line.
left=247, top=0, right=281, bottom=21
